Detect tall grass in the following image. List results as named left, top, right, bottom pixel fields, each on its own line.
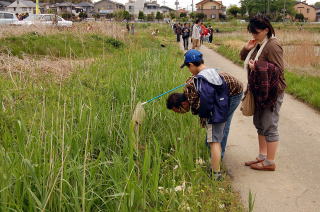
left=0, top=24, right=243, bottom=211
left=0, top=33, right=122, bottom=58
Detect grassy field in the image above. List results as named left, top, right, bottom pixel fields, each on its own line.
left=206, top=26, right=320, bottom=110
left=0, top=24, right=243, bottom=211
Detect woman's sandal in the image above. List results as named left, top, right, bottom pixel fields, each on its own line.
left=244, top=158, right=265, bottom=166
left=250, top=162, right=276, bottom=171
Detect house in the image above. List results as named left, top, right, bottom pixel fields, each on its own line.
left=0, top=1, right=10, bottom=11
left=195, top=0, right=226, bottom=20
left=315, top=6, right=320, bottom=22
left=294, top=1, right=316, bottom=22
left=125, top=0, right=144, bottom=16
left=52, top=2, right=76, bottom=15
left=143, top=1, right=160, bottom=15
left=94, top=0, right=124, bottom=16
left=6, top=0, right=37, bottom=14
left=159, top=5, right=174, bottom=15
left=176, top=8, right=188, bottom=16
left=76, top=2, right=94, bottom=13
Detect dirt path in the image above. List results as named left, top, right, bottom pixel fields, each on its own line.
left=180, top=42, right=320, bottom=211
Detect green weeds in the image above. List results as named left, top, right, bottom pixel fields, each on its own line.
left=0, top=32, right=123, bottom=58
left=0, top=24, right=243, bottom=211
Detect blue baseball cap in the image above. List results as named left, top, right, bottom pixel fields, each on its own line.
left=180, top=49, right=203, bottom=69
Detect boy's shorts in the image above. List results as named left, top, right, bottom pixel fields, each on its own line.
left=206, top=122, right=226, bottom=143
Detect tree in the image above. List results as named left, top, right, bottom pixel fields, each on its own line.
left=114, top=10, right=131, bottom=21
left=315, top=2, right=320, bottom=8
left=295, top=13, right=304, bottom=22
left=189, top=12, right=196, bottom=20
left=180, top=12, right=187, bottom=18
left=240, top=0, right=297, bottom=21
left=156, top=11, right=163, bottom=21
left=79, top=12, right=87, bottom=20
left=227, top=5, right=240, bottom=17
left=169, top=12, right=176, bottom=19
left=123, top=10, right=131, bottom=20
left=195, top=12, right=206, bottom=20
left=138, top=11, right=145, bottom=20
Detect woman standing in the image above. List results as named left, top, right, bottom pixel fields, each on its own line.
left=240, top=15, right=286, bottom=171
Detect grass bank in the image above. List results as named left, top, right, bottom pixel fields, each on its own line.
left=0, top=24, right=243, bottom=211
left=0, top=33, right=123, bottom=58
left=209, top=44, right=320, bottom=110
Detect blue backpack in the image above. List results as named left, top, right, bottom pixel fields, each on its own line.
left=194, top=76, right=229, bottom=124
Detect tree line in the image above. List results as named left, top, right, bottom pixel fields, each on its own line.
left=227, top=0, right=320, bottom=21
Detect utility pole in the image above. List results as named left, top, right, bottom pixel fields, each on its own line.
left=175, top=0, right=179, bottom=10
left=192, top=0, right=194, bottom=13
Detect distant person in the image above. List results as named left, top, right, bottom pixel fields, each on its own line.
left=191, top=20, right=201, bottom=49
left=200, top=23, right=207, bottom=44
left=182, top=23, right=190, bottom=50
left=175, top=23, right=182, bottom=42
left=240, top=15, right=286, bottom=171
left=208, top=25, right=214, bottom=43
left=126, top=22, right=130, bottom=33
left=131, top=23, right=135, bottom=35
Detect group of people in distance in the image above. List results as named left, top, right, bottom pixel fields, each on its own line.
left=173, top=20, right=215, bottom=50
left=167, top=15, right=285, bottom=181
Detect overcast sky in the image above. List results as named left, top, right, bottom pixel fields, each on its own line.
left=107, top=0, right=319, bottom=11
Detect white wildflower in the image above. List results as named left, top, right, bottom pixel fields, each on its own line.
left=173, top=165, right=179, bottom=170
left=174, top=181, right=186, bottom=192
left=219, top=204, right=225, bottom=209
left=218, top=188, right=225, bottom=192
left=196, top=158, right=205, bottom=165
left=158, top=187, right=164, bottom=190
left=177, top=137, right=182, bottom=141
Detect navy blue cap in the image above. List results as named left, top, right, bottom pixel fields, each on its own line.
left=180, top=49, right=203, bottom=68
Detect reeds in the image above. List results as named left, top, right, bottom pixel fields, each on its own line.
left=0, top=23, right=243, bottom=211
left=0, top=22, right=125, bottom=40
left=212, top=29, right=320, bottom=76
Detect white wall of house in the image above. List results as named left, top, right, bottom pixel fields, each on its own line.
left=6, top=7, right=35, bottom=14
left=125, top=0, right=144, bottom=15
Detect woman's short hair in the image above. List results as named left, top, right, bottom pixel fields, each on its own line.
left=247, top=15, right=275, bottom=38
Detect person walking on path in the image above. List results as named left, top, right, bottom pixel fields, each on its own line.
left=240, top=15, right=286, bottom=171
left=200, top=23, right=208, bottom=45
left=191, top=20, right=201, bottom=49
left=182, top=23, right=191, bottom=50
left=130, top=23, right=135, bottom=35
left=166, top=50, right=243, bottom=180
left=208, top=25, right=214, bottom=43
left=175, top=23, right=182, bottom=42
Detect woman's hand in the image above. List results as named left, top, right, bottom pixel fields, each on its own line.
left=245, top=39, right=257, bottom=50
left=248, top=59, right=255, bottom=70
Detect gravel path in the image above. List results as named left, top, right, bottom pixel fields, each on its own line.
left=180, top=42, right=320, bottom=212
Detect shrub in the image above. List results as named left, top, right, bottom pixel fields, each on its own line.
left=295, top=13, right=304, bottom=22
left=61, top=13, right=72, bottom=20
left=79, top=12, right=88, bottom=20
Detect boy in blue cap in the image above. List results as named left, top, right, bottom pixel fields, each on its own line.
left=167, top=49, right=243, bottom=180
